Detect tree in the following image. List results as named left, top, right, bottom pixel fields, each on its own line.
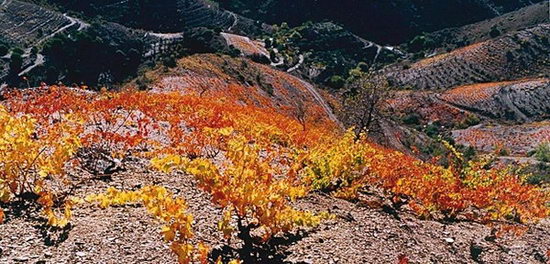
left=534, top=142, right=550, bottom=163
left=162, top=55, right=177, bottom=68
left=9, top=52, right=23, bottom=73
left=0, top=45, right=8, bottom=57
left=327, top=75, right=345, bottom=89
left=339, top=75, right=392, bottom=138
left=489, top=26, right=501, bottom=38
left=292, top=99, right=308, bottom=131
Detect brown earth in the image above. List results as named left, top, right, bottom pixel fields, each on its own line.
left=423, top=1, right=550, bottom=53
left=383, top=24, right=550, bottom=90
left=1, top=158, right=549, bottom=264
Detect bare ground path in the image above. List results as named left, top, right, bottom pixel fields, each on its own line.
left=226, top=11, right=238, bottom=32
left=295, top=77, right=341, bottom=125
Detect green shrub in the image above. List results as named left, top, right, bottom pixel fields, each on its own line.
left=162, top=56, right=177, bottom=68
left=489, top=26, right=501, bottom=38
left=457, top=113, right=480, bottom=129
left=408, top=34, right=435, bottom=53
left=11, top=47, right=24, bottom=55
left=526, top=163, right=550, bottom=185
left=462, top=146, right=476, bottom=160
left=327, top=75, right=345, bottom=89
left=0, top=45, right=8, bottom=56
left=402, top=113, right=421, bottom=125
left=425, top=123, right=440, bottom=138
left=357, top=62, right=369, bottom=72
left=409, top=35, right=426, bottom=52
left=9, top=52, right=23, bottom=72
left=533, top=142, right=550, bottom=163
left=498, top=147, right=509, bottom=156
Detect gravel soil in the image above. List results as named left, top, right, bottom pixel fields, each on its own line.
left=1, top=160, right=549, bottom=264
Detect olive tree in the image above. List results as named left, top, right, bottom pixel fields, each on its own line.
left=339, top=75, right=392, bottom=138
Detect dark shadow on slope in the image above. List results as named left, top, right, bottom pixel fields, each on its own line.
left=210, top=230, right=313, bottom=263
left=1, top=193, right=72, bottom=246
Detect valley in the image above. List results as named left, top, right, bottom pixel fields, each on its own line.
left=0, top=0, right=549, bottom=263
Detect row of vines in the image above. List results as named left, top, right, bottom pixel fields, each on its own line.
left=0, top=85, right=548, bottom=263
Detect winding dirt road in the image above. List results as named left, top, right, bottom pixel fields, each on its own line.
left=18, top=54, right=43, bottom=77
left=227, top=11, right=238, bottom=32
left=286, top=54, right=304, bottom=73
left=15, top=11, right=89, bottom=77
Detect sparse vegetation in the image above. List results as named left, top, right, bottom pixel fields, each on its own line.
left=533, top=142, right=550, bottom=163
left=489, top=26, right=501, bottom=38
left=1, top=0, right=549, bottom=263
left=339, top=76, right=392, bottom=137
left=408, top=34, right=436, bottom=53
left=0, top=44, right=8, bottom=57
left=40, top=24, right=145, bottom=86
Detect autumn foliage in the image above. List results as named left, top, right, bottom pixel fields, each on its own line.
left=0, top=102, right=81, bottom=227
left=86, top=186, right=209, bottom=263
left=298, top=132, right=549, bottom=222
left=153, top=134, right=332, bottom=245
left=0, top=85, right=548, bottom=263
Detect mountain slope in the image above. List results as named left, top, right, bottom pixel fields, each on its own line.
left=383, top=24, right=550, bottom=90
left=22, top=0, right=267, bottom=36
left=213, top=0, right=542, bottom=44
left=421, top=1, right=549, bottom=53
left=2, top=166, right=549, bottom=263
left=453, top=121, right=550, bottom=155
left=440, top=78, right=550, bottom=122
left=134, top=53, right=340, bottom=124
left=0, top=0, right=77, bottom=47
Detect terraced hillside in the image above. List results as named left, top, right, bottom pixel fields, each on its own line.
left=213, top=0, right=541, bottom=44
left=137, top=54, right=339, bottom=123
left=220, top=33, right=269, bottom=58
left=387, top=91, right=471, bottom=128
left=440, top=78, right=550, bottom=122
left=423, top=1, right=550, bottom=52
left=452, top=121, right=550, bottom=155
left=384, top=24, right=550, bottom=90
left=0, top=0, right=73, bottom=47
left=177, top=0, right=266, bottom=36
left=20, top=0, right=266, bottom=36
left=178, top=0, right=234, bottom=30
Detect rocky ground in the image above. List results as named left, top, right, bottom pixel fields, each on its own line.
left=1, top=158, right=549, bottom=264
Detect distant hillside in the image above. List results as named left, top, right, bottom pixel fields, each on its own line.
left=383, top=24, right=550, bottom=90
left=255, top=22, right=404, bottom=85
left=453, top=121, right=550, bottom=155
left=23, top=0, right=267, bottom=36
left=0, top=0, right=77, bottom=47
left=212, top=0, right=541, bottom=44
left=414, top=1, right=550, bottom=53
left=131, top=53, right=340, bottom=123
left=440, top=78, right=550, bottom=122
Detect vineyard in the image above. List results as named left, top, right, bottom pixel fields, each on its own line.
left=453, top=121, right=550, bottom=155
left=424, top=1, right=549, bottom=53
left=178, top=0, right=234, bottom=30
left=221, top=33, right=269, bottom=58
left=386, top=90, right=469, bottom=127
left=0, top=83, right=548, bottom=263
left=440, top=78, right=550, bottom=122
left=1, top=0, right=550, bottom=261
left=384, top=24, right=550, bottom=90
left=176, top=0, right=264, bottom=35
left=0, top=0, right=74, bottom=47
left=146, top=54, right=338, bottom=123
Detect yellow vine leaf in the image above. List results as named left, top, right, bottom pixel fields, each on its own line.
left=87, top=186, right=204, bottom=264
